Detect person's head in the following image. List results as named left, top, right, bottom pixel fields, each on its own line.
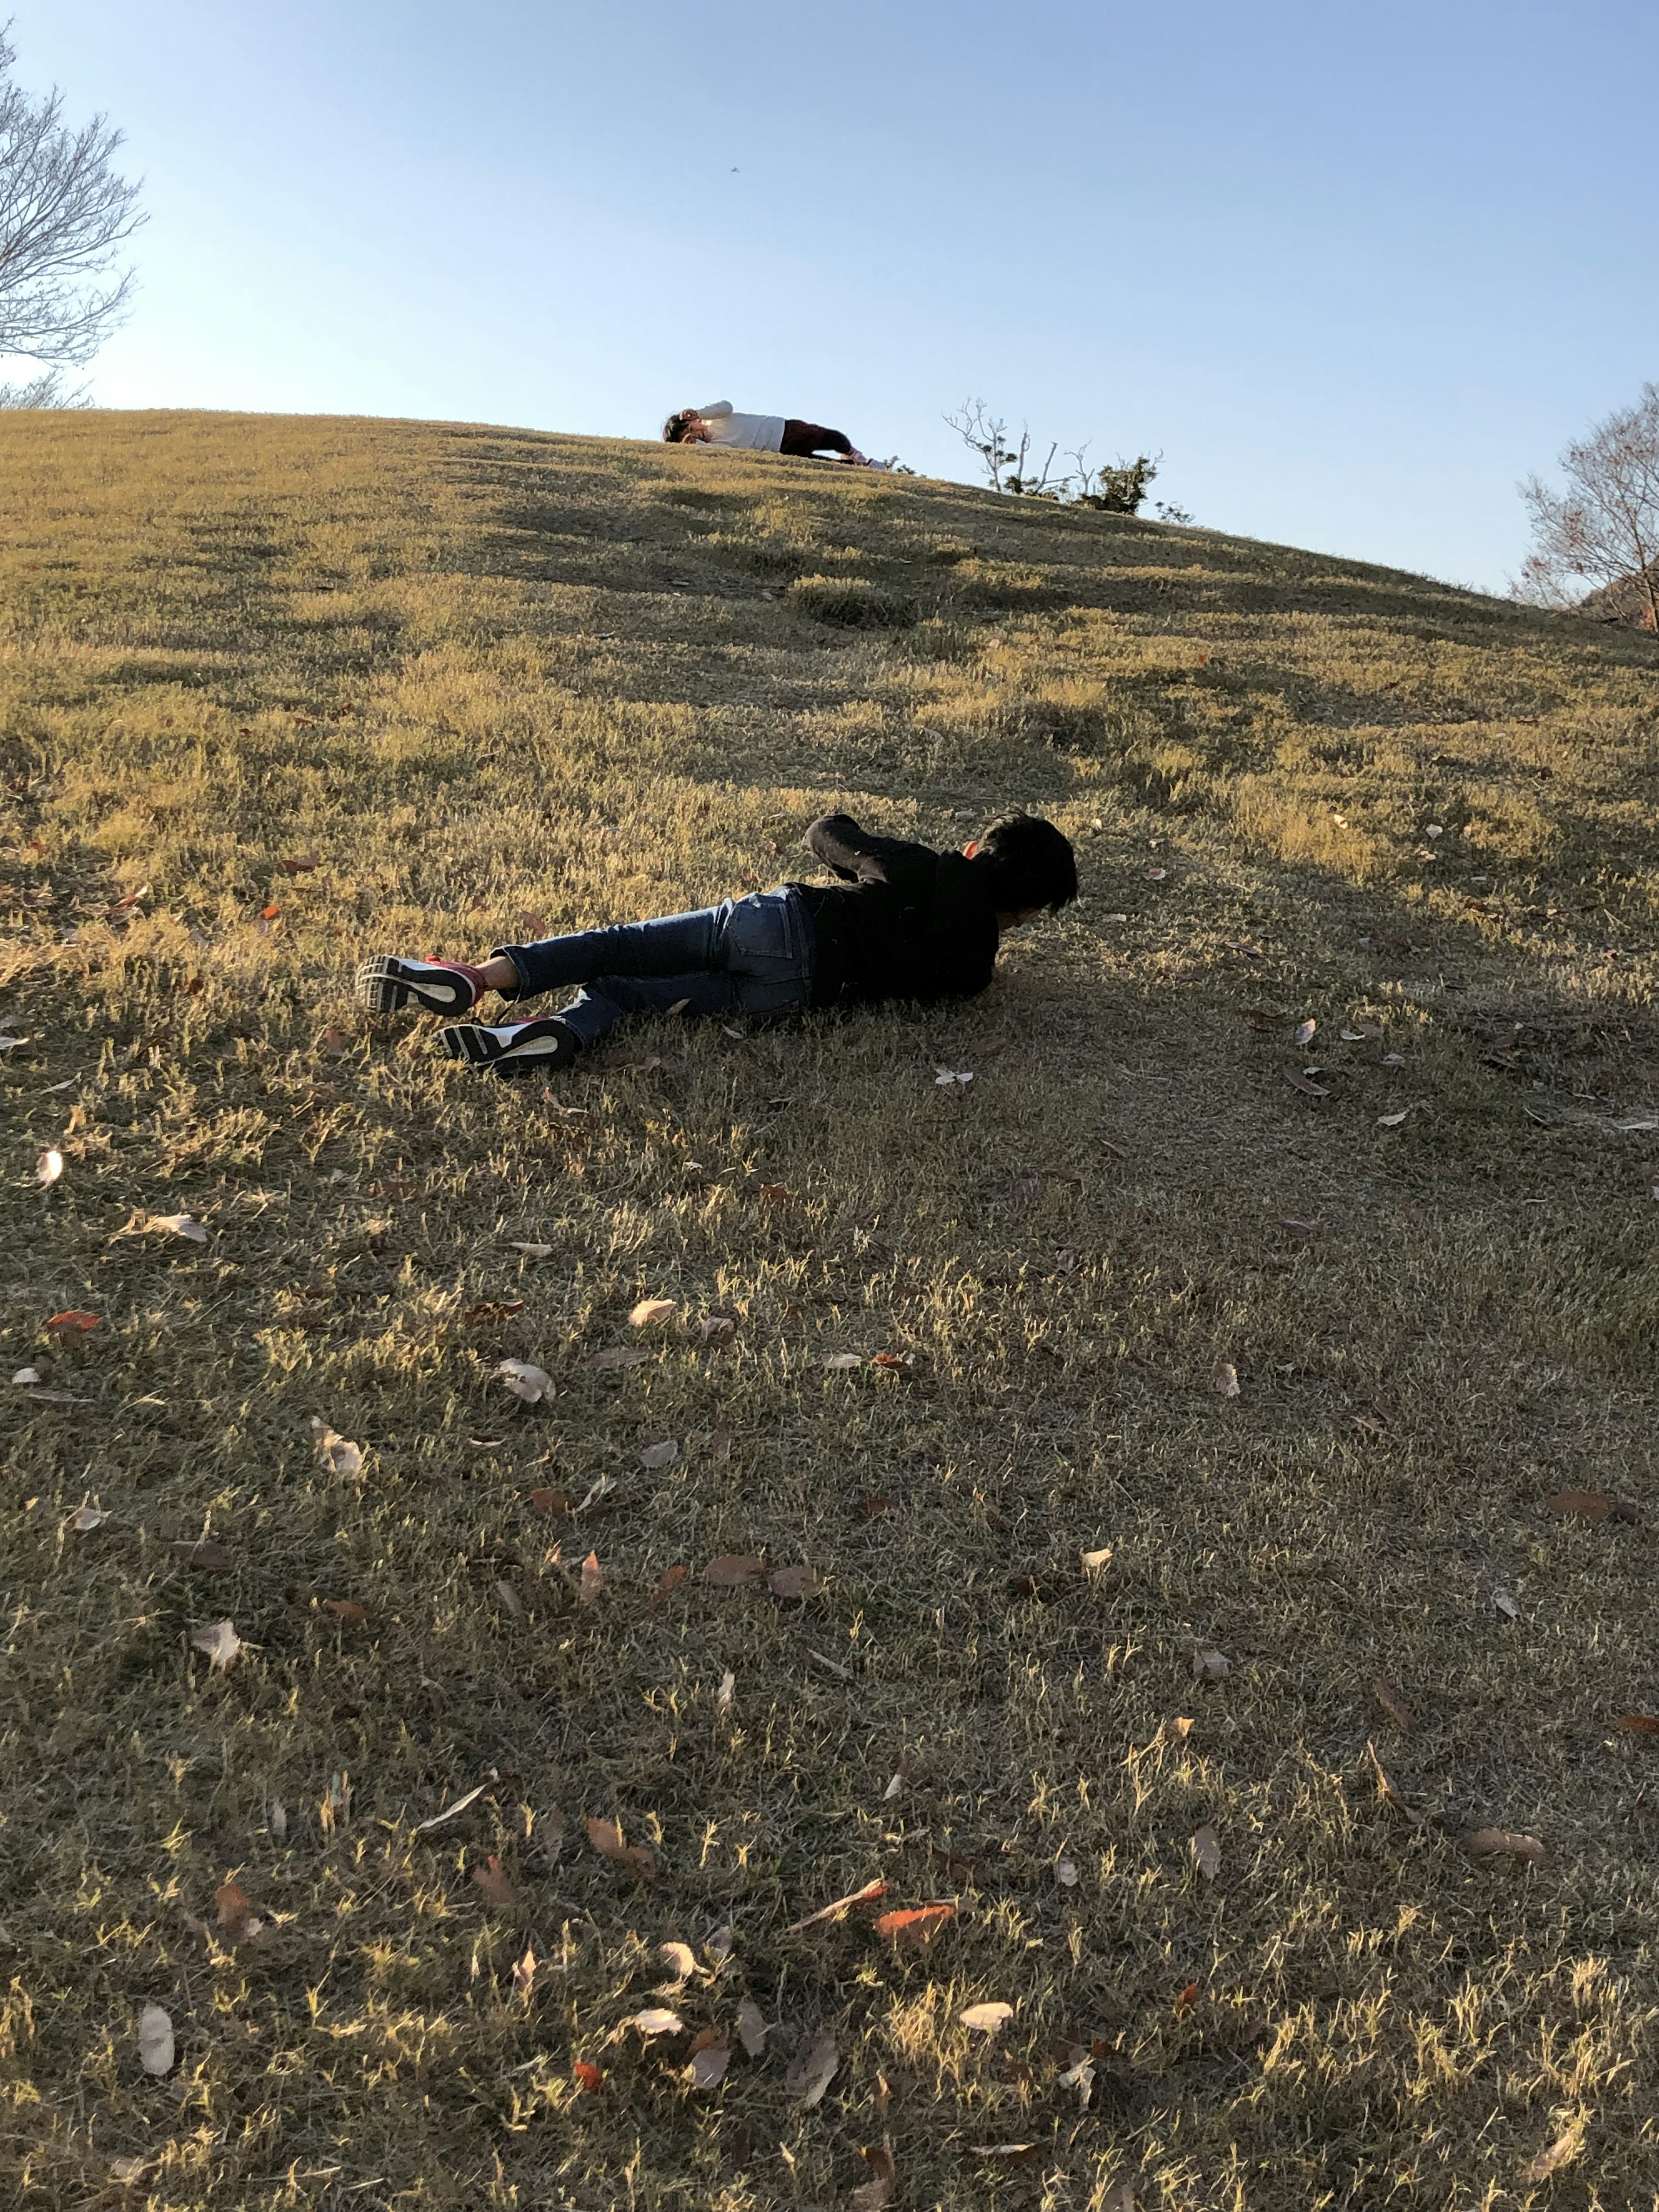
left=964, top=812, right=1079, bottom=926
left=663, top=409, right=704, bottom=444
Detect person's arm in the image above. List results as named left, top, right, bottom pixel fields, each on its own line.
left=906, top=854, right=1001, bottom=1000
left=805, top=813, right=940, bottom=897
left=695, top=402, right=734, bottom=419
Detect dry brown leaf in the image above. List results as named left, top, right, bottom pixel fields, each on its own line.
left=1190, top=1826, right=1221, bottom=1880
left=1520, top=2123, right=1585, bottom=2184
left=214, top=1879, right=262, bottom=1943
left=37, top=1147, right=64, bottom=1186
left=172, top=1540, right=236, bottom=1572
left=767, top=1564, right=823, bottom=1599
left=683, top=2031, right=731, bottom=2090
left=579, top=1551, right=603, bottom=1604
left=708, top=1422, right=734, bottom=1459
left=148, top=1212, right=208, bottom=1243
left=1616, top=1713, right=1659, bottom=1735
left=137, top=2002, right=175, bottom=2076
left=190, top=1618, right=241, bottom=1669
left=1294, top=1018, right=1317, bottom=1046
left=624, top=2006, right=683, bottom=2037
left=972, top=2143, right=1040, bottom=2164
left=1282, top=1069, right=1329, bottom=1098
left=71, top=1502, right=108, bottom=1531
left=786, top=1877, right=890, bottom=1933
left=736, top=1998, right=768, bottom=2056
left=1366, top=1739, right=1408, bottom=1813
left=1192, top=1646, right=1230, bottom=1681
left=703, top=1553, right=767, bottom=1586
left=658, top=1940, right=698, bottom=1984
left=638, top=1437, right=679, bottom=1469
left=585, top=1814, right=656, bottom=1878
left=1079, top=1545, right=1112, bottom=1574
left=1373, top=1678, right=1414, bottom=1732
left=1211, top=1358, right=1240, bottom=1399
left=471, top=1854, right=518, bottom=1905
left=277, top=855, right=319, bottom=874
left=320, top=1598, right=369, bottom=1626
left=45, top=1307, right=97, bottom=1333
left=496, top=1359, right=553, bottom=1404
left=528, top=1487, right=571, bottom=1516
left=494, top=1579, right=524, bottom=1619
left=784, top=2025, right=839, bottom=2107
left=1168, top=1715, right=1195, bottom=1739
left=700, top=1313, right=737, bottom=1346
left=654, top=1563, right=690, bottom=1600
left=871, top=1901, right=956, bottom=1947
left=1461, top=1827, right=1547, bottom=1864
left=1546, top=1488, right=1612, bottom=1521
left=960, top=2001, right=1014, bottom=2033
left=629, top=1297, right=677, bottom=1327
left=822, top=1351, right=863, bottom=1370
left=415, top=1783, right=488, bottom=1833
left=851, top=2141, right=896, bottom=2211
left=512, top=1943, right=537, bottom=2001
left=307, top=1416, right=363, bottom=1476
left=590, top=1346, right=651, bottom=1370
left=857, top=1495, right=895, bottom=1517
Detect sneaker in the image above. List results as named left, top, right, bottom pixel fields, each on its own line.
left=355, top=955, right=488, bottom=1017
left=439, top=1017, right=581, bottom=1078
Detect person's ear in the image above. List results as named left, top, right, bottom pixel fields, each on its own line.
left=963, top=839, right=978, bottom=858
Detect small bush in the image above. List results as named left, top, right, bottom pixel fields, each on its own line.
left=786, top=575, right=918, bottom=628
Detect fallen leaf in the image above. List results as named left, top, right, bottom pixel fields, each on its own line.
left=1211, top=1358, right=1240, bottom=1399
left=767, top=1564, right=823, bottom=1599
left=822, top=1351, right=863, bottom=1370
left=1294, top=1019, right=1317, bottom=1046
left=683, top=2031, right=731, bottom=2090
left=12, top=1365, right=45, bottom=1384
left=214, top=1880, right=262, bottom=1944
left=190, top=1618, right=241, bottom=1669
left=872, top=1901, right=956, bottom=1947
left=624, top=2006, right=683, bottom=2038
left=629, top=1297, right=677, bottom=1327
left=259, top=903, right=282, bottom=921
left=786, top=1877, right=890, bottom=1933
left=1340, top=1025, right=1380, bottom=1042
left=307, top=1417, right=363, bottom=1476
left=872, top=1350, right=914, bottom=1371
left=585, top=1814, right=656, bottom=1878
left=704, top=1923, right=734, bottom=1964
left=495, top=1578, right=524, bottom=1618
left=172, top=1540, right=237, bottom=1572
left=857, top=1496, right=895, bottom=1518
left=528, top=1487, right=571, bottom=1516
left=934, top=1066, right=974, bottom=1085
left=658, top=1940, right=699, bottom=1984
left=654, top=1563, right=690, bottom=1599
left=1461, top=1827, right=1547, bottom=1864
left=110, top=2154, right=151, bottom=2182
left=972, top=2144, right=1040, bottom=2164
left=810, top=1648, right=855, bottom=1680
left=1376, top=1109, right=1410, bottom=1128
left=1546, top=1488, right=1613, bottom=1521
left=1520, top=2124, right=1584, bottom=2185
left=1079, top=1545, right=1113, bottom=1574
left=471, top=1855, right=518, bottom=1905
left=1616, top=1713, right=1659, bottom=1735
left=46, top=1308, right=98, bottom=1334
left=1169, top=1715, right=1195, bottom=1738
left=1282, top=1070, right=1329, bottom=1098
left=575, top=1474, right=617, bottom=1512
left=851, top=2141, right=897, bottom=2210
left=1145, top=865, right=1167, bottom=881
left=716, top=1669, right=735, bottom=1717
left=1101, top=2179, right=1140, bottom=2212
left=1366, top=1739, right=1408, bottom=1813
left=1380, top=1051, right=1406, bottom=1067
left=1174, top=1980, right=1201, bottom=2011
left=138, top=2002, right=175, bottom=2076
left=1055, top=1859, right=1080, bottom=1887
left=37, top=1147, right=64, bottom=1185
left=415, top=1782, right=489, bottom=1833
left=1493, top=1589, right=1520, bottom=1618
left=71, top=1502, right=109, bottom=1531
left=147, top=1212, right=208, bottom=1243
left=509, top=1241, right=555, bottom=1258
left=590, top=1345, right=651, bottom=1370
left=573, top=2058, right=606, bottom=2093
left=703, top=1554, right=767, bottom=1587
left=512, top=1943, right=537, bottom=2001
left=277, top=855, right=319, bottom=875
left=708, top=1422, right=733, bottom=1459
left=1192, top=1646, right=1230, bottom=1681
left=639, top=1437, right=679, bottom=1469
left=784, top=2025, right=839, bottom=2107
left=960, top=2001, right=1014, bottom=2034
left=1373, top=1678, right=1414, bottom=1732
left=497, top=1359, right=553, bottom=1404
left=700, top=1313, right=737, bottom=1346
left=321, top=1598, right=369, bottom=1627
left=736, top=1998, right=768, bottom=2056
left=460, top=1298, right=526, bottom=1326
left=1190, top=1826, right=1221, bottom=1880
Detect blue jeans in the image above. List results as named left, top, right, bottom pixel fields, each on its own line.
left=493, top=885, right=815, bottom=1047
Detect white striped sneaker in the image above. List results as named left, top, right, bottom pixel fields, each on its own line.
left=439, top=1017, right=581, bottom=1077
left=354, top=955, right=486, bottom=1017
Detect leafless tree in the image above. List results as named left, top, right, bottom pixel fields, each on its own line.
left=944, top=397, right=1163, bottom=514
left=0, top=23, right=143, bottom=404
left=1516, top=382, right=1659, bottom=634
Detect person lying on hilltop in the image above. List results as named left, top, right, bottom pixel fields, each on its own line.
left=353, top=812, right=1078, bottom=1078
left=663, top=401, right=887, bottom=467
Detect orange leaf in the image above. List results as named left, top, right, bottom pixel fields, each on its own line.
left=471, top=1854, right=518, bottom=1905
left=585, top=1814, right=656, bottom=1878
left=528, top=1487, right=571, bottom=1516
left=1174, top=1980, right=1200, bottom=2011
left=46, top=1309, right=99, bottom=1335
left=653, top=1563, right=690, bottom=1600
left=321, top=1598, right=369, bottom=1626
left=213, top=1879, right=262, bottom=1943
left=260, top=903, right=282, bottom=921
left=579, top=1551, right=603, bottom=1604
left=277, top=856, right=319, bottom=875
left=871, top=1901, right=956, bottom=1947
left=572, top=2059, right=606, bottom=2094
left=1546, top=1489, right=1612, bottom=1521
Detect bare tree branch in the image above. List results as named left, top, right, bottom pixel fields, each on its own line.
left=1516, top=383, right=1659, bottom=634
left=0, top=23, right=144, bottom=376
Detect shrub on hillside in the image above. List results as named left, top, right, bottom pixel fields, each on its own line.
left=944, top=397, right=1185, bottom=519
left=786, top=575, right=918, bottom=628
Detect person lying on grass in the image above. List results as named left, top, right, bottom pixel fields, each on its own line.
left=353, top=812, right=1078, bottom=1078
left=663, top=401, right=887, bottom=467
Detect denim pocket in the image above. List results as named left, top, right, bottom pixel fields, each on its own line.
left=725, top=888, right=797, bottom=971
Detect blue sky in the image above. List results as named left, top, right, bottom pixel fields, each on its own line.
left=7, top=0, right=1657, bottom=590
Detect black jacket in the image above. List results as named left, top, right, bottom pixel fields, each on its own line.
left=790, top=814, right=1000, bottom=1010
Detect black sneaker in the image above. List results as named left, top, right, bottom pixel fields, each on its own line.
left=354, top=955, right=487, bottom=1017
left=439, top=1017, right=581, bottom=1077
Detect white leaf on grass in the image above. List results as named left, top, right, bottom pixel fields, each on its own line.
left=657, top=1939, right=699, bottom=1984
left=11, top=1366, right=43, bottom=1385
left=575, top=1475, right=618, bottom=1511
left=496, top=1360, right=553, bottom=1405
left=1376, top=1109, right=1410, bottom=1128
left=784, top=2025, right=839, bottom=2107
left=509, top=1242, right=555, bottom=1257
left=934, top=1068, right=974, bottom=1086
left=683, top=2036, right=731, bottom=2089
left=190, top=1618, right=241, bottom=1670
left=881, top=1770, right=903, bottom=1802
left=1212, top=1359, right=1240, bottom=1398
left=822, top=1352, right=863, bottom=1371
left=37, top=1147, right=63, bottom=1185
left=307, top=1416, right=364, bottom=1475
left=716, top=1669, right=736, bottom=1718
left=71, top=1502, right=109, bottom=1531
left=629, top=1298, right=677, bottom=1327
left=1191, top=1825, right=1221, bottom=1879
left=736, top=1998, right=768, bottom=2056
left=960, top=2001, right=1014, bottom=2033
left=623, top=2007, right=683, bottom=2037
left=638, top=1438, right=679, bottom=1469
left=414, top=1783, right=488, bottom=1834
left=137, top=2003, right=175, bottom=2075
left=1193, top=1646, right=1230, bottom=1681
left=148, top=1213, right=208, bottom=1243
left=1493, top=1589, right=1520, bottom=1619
left=704, top=1924, right=734, bottom=1965
left=1294, top=1019, right=1317, bottom=1046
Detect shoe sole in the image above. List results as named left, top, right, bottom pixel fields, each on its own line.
left=355, top=957, right=477, bottom=1017
left=440, top=1020, right=578, bottom=1077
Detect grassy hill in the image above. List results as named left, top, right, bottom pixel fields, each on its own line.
left=4, top=410, right=1659, bottom=2211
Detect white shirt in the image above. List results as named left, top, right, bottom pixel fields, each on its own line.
left=694, top=401, right=785, bottom=453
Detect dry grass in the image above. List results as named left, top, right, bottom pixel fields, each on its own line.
left=4, top=410, right=1659, bottom=2212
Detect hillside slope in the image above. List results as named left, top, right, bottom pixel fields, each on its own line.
left=3, top=411, right=1659, bottom=2211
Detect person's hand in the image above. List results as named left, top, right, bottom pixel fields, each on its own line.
left=683, top=419, right=709, bottom=443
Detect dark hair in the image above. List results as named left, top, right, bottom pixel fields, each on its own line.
left=662, top=410, right=699, bottom=443
left=970, top=813, right=1078, bottom=913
